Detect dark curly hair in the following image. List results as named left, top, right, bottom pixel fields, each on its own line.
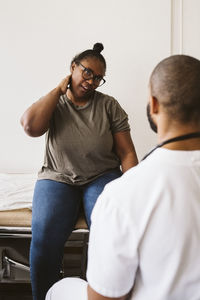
left=71, top=43, right=106, bottom=70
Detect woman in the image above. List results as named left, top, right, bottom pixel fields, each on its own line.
left=20, top=42, right=138, bottom=300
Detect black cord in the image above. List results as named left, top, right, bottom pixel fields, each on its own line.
left=142, top=131, right=200, bottom=161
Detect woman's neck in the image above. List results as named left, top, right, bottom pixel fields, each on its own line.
left=66, top=88, right=89, bottom=107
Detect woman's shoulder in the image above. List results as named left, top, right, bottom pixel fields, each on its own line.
left=94, top=91, right=118, bottom=106
left=94, top=91, right=126, bottom=115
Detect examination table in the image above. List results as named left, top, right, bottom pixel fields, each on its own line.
left=0, top=174, right=89, bottom=289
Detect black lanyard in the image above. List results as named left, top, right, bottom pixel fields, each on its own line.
left=142, top=132, right=200, bottom=161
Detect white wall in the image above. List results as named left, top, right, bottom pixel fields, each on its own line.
left=1, top=0, right=197, bottom=173
left=182, top=0, right=200, bottom=58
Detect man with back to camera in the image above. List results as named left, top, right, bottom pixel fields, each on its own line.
left=45, top=54, right=200, bottom=300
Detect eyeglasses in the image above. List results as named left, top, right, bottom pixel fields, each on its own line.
left=78, top=62, right=106, bottom=87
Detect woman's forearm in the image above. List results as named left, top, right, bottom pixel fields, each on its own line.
left=113, top=131, right=138, bottom=173
left=20, top=76, right=71, bottom=137
left=120, top=151, right=138, bottom=173
left=20, top=87, right=62, bottom=137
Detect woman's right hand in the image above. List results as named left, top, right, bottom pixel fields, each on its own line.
left=57, top=75, right=71, bottom=95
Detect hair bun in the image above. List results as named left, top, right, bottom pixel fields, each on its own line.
left=93, top=43, right=104, bottom=53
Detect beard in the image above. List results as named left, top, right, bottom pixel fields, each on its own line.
left=146, top=103, right=157, bottom=133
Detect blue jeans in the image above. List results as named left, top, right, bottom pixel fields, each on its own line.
left=30, top=169, right=122, bottom=300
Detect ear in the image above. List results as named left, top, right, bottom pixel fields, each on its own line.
left=70, top=62, right=76, bottom=73
left=150, top=96, right=159, bottom=115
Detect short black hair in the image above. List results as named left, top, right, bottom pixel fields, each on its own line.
left=150, top=55, right=200, bottom=125
left=71, top=43, right=106, bottom=70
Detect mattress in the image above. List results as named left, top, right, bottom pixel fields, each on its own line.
left=0, top=208, right=87, bottom=229
left=0, top=208, right=32, bottom=227
left=0, top=173, right=88, bottom=230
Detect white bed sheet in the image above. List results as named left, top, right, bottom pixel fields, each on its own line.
left=0, top=173, right=37, bottom=211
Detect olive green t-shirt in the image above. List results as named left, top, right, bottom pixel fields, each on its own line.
left=38, top=91, right=130, bottom=185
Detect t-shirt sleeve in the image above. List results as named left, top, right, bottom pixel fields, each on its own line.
left=86, top=189, right=138, bottom=298
left=108, top=99, right=130, bottom=134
